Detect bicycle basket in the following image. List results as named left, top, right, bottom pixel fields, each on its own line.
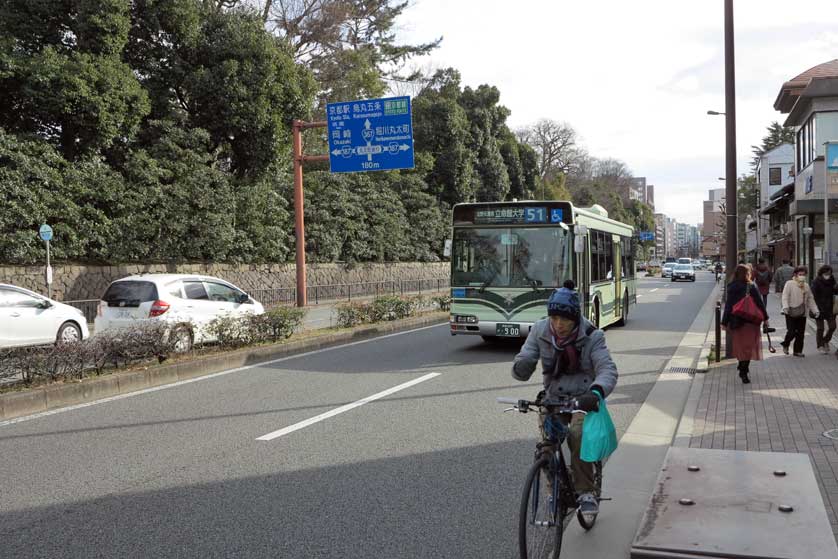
left=543, top=414, right=568, bottom=442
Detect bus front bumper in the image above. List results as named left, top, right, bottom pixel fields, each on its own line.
left=449, top=320, right=535, bottom=338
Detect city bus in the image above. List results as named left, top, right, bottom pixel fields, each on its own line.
left=448, top=201, right=636, bottom=340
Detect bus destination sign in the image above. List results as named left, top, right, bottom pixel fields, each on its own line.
left=473, top=206, right=563, bottom=225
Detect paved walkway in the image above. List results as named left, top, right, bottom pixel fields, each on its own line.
left=688, top=291, right=838, bottom=539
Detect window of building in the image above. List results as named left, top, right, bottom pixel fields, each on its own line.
left=816, top=112, right=838, bottom=157
left=797, top=115, right=815, bottom=171
left=769, top=167, right=782, bottom=186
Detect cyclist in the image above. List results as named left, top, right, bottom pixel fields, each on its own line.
left=714, top=262, right=723, bottom=283
left=511, top=279, right=618, bottom=523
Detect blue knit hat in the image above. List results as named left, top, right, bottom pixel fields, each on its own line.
left=547, top=280, right=580, bottom=322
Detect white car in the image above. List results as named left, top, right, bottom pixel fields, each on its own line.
left=94, top=274, right=264, bottom=351
left=671, top=264, right=696, bottom=282
left=662, top=263, right=675, bottom=278
left=0, top=284, right=90, bottom=348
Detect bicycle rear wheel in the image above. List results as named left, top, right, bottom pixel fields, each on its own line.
left=519, top=456, right=564, bottom=559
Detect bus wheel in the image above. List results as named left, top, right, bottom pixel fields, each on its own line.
left=615, top=291, right=628, bottom=327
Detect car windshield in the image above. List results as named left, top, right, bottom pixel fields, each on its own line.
left=451, top=226, right=572, bottom=288
left=675, top=264, right=692, bottom=271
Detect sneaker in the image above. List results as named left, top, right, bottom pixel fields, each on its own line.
left=781, top=343, right=789, bottom=355
left=793, top=353, right=805, bottom=358
left=577, top=492, right=599, bottom=523
left=820, top=346, right=830, bottom=355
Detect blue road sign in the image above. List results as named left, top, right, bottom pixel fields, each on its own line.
left=326, top=96, right=414, bottom=173
left=639, top=231, right=655, bottom=241
left=39, top=224, right=53, bottom=242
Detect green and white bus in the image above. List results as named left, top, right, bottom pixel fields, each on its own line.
left=448, top=201, right=637, bottom=340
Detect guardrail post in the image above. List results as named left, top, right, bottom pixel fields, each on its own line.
left=348, top=283, right=351, bottom=302
left=715, top=301, right=722, bottom=363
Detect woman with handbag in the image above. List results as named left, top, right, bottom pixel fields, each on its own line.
left=811, top=265, right=838, bottom=354
left=722, top=264, right=769, bottom=384
left=781, top=266, right=820, bottom=357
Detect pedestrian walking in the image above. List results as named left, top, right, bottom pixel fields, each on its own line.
left=773, top=259, right=794, bottom=293
left=721, top=264, right=769, bottom=384
left=753, top=258, right=772, bottom=306
left=781, top=266, right=819, bottom=357
left=810, top=265, right=838, bottom=355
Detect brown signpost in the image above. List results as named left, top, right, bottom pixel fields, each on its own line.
left=292, top=119, right=328, bottom=307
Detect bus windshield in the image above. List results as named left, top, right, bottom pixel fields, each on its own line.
left=451, top=227, right=572, bottom=288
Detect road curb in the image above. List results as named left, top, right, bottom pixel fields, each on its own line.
left=0, top=312, right=449, bottom=422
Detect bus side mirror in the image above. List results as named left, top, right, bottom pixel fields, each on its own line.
left=574, top=236, right=585, bottom=253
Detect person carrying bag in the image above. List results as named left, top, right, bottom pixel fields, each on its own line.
left=722, top=265, right=769, bottom=384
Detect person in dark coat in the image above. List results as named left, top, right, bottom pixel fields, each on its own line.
left=811, top=265, right=838, bottom=354
left=721, top=264, right=769, bottom=384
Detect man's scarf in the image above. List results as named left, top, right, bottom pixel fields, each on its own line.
left=549, top=322, right=580, bottom=375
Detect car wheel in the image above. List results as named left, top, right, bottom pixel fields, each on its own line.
left=172, top=326, right=193, bottom=353
left=56, top=321, right=82, bottom=345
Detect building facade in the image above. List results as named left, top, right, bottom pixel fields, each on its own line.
left=701, top=188, right=726, bottom=260
left=774, top=59, right=838, bottom=275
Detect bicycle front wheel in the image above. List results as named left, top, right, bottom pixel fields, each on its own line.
left=519, top=456, right=564, bottom=559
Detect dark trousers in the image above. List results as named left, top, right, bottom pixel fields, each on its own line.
left=816, top=316, right=837, bottom=348
left=782, top=315, right=806, bottom=354
left=737, top=359, right=751, bottom=373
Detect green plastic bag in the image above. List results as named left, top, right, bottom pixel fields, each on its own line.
left=580, top=392, right=618, bottom=462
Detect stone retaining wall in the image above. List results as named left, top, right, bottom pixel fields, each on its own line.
left=0, top=262, right=450, bottom=302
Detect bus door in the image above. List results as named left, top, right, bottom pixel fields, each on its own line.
left=613, top=234, right=622, bottom=318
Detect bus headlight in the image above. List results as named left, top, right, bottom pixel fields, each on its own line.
left=451, top=314, right=478, bottom=324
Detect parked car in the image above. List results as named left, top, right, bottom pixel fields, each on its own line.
left=671, top=264, right=696, bottom=282
left=662, top=263, right=675, bottom=278
left=0, top=284, right=90, bottom=348
left=94, top=274, right=264, bottom=352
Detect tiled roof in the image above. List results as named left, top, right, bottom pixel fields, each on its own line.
left=774, top=59, right=838, bottom=113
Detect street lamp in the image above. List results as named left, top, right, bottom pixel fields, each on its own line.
left=707, top=110, right=726, bottom=116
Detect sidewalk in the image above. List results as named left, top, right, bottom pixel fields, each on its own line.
left=687, top=291, right=838, bottom=540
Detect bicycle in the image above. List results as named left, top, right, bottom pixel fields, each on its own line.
left=498, top=396, right=605, bottom=559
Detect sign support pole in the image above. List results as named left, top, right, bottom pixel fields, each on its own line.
left=292, top=119, right=328, bottom=308
left=45, top=239, right=51, bottom=300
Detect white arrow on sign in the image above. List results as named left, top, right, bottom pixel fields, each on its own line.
left=399, top=144, right=411, bottom=151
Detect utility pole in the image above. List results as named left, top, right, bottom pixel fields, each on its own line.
left=724, top=0, right=738, bottom=357
left=292, top=120, right=328, bottom=307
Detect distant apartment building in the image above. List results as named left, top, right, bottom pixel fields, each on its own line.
left=654, top=213, right=667, bottom=261
left=754, top=143, right=794, bottom=264
left=701, top=188, right=726, bottom=259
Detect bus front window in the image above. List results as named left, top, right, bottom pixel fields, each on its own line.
left=451, top=227, right=571, bottom=288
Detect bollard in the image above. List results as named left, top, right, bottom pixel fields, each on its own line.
left=715, top=301, right=722, bottom=362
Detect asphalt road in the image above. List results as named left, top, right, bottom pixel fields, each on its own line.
left=0, top=275, right=715, bottom=558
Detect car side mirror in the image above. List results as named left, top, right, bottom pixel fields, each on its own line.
left=237, top=293, right=251, bottom=304
left=38, top=300, right=53, bottom=309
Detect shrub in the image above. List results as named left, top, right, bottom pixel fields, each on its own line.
left=334, top=295, right=435, bottom=328
left=335, top=302, right=371, bottom=328
left=431, top=295, right=452, bottom=311
left=206, top=307, right=307, bottom=349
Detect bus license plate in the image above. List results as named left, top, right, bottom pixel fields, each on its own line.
left=496, top=323, right=520, bottom=337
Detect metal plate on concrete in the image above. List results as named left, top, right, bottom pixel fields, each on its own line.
left=631, top=447, right=838, bottom=559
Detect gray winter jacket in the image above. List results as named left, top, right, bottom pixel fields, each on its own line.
left=773, top=265, right=794, bottom=293
left=512, top=317, right=618, bottom=400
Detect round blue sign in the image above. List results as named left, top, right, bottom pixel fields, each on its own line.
left=39, top=224, right=53, bottom=241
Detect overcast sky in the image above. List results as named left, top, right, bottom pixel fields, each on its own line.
left=396, top=0, right=838, bottom=225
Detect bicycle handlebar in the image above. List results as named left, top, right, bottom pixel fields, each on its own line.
left=496, top=396, right=586, bottom=415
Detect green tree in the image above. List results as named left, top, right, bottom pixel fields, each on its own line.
left=412, top=69, right=476, bottom=205
left=459, top=84, right=511, bottom=202
left=0, top=0, right=149, bottom=159
left=262, top=0, right=440, bottom=107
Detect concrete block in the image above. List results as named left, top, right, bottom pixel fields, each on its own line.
left=2, top=389, right=47, bottom=419
left=146, top=365, right=178, bottom=388
left=82, top=375, right=120, bottom=402
left=116, top=370, right=150, bottom=394
left=44, top=382, right=88, bottom=408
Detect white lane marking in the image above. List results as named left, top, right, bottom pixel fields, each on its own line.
left=255, top=372, right=441, bottom=441
left=650, top=288, right=659, bottom=292
left=0, top=323, right=445, bottom=428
